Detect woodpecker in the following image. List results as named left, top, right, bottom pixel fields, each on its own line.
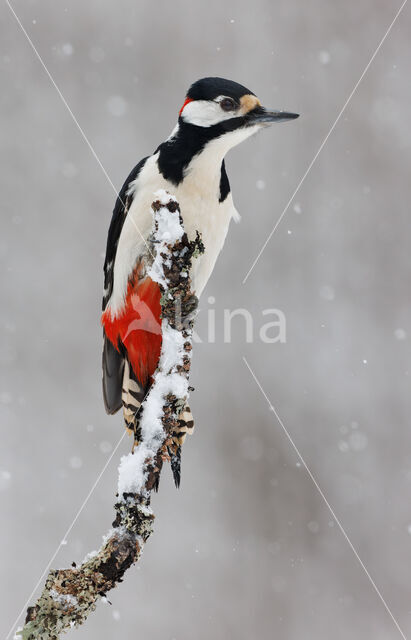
left=102, top=77, right=298, bottom=486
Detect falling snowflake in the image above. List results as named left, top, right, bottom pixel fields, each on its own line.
left=106, top=96, right=128, bottom=117
left=61, top=43, right=74, bottom=56
left=348, top=431, right=368, bottom=452
left=62, top=162, right=78, bottom=179
left=69, top=456, right=83, bottom=469
left=100, top=441, right=113, bottom=454
left=318, top=50, right=331, bottom=65
left=338, top=440, right=349, bottom=453
left=307, top=521, right=319, bottom=533
left=394, top=328, right=406, bottom=341
left=319, top=285, right=335, bottom=301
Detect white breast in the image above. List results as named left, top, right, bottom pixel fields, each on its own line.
left=107, top=150, right=239, bottom=317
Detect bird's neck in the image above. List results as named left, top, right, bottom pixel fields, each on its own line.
left=156, top=122, right=228, bottom=187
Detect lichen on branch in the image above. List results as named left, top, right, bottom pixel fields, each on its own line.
left=16, top=190, right=203, bottom=640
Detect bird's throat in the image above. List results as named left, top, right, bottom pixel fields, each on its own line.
left=155, top=121, right=232, bottom=188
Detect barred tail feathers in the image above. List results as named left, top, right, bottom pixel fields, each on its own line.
left=168, top=405, right=194, bottom=487
left=122, top=359, right=146, bottom=440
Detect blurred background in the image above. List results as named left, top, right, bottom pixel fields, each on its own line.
left=1, top=0, right=411, bottom=638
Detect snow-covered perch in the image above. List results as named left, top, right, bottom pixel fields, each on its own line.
left=17, top=191, right=204, bottom=640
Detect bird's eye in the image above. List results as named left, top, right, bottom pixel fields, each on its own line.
left=220, top=98, right=236, bottom=112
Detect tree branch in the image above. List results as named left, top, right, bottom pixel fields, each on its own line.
left=17, top=190, right=203, bottom=640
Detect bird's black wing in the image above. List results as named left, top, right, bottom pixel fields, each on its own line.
left=102, top=157, right=149, bottom=414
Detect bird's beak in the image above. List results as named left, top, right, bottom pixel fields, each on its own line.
left=247, top=106, right=299, bottom=125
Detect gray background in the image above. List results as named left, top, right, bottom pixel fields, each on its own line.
left=1, top=1, right=411, bottom=638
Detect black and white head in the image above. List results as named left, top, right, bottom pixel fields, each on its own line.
left=157, top=77, right=298, bottom=185
left=179, top=76, right=298, bottom=145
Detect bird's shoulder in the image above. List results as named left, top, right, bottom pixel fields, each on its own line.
left=102, top=156, right=149, bottom=310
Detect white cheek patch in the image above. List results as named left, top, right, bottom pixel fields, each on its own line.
left=182, top=100, right=237, bottom=127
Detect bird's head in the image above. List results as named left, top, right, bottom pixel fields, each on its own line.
left=157, top=77, right=298, bottom=185
left=178, top=76, right=299, bottom=149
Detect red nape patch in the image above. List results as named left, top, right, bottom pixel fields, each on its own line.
left=102, top=275, right=162, bottom=387
left=179, top=97, right=193, bottom=116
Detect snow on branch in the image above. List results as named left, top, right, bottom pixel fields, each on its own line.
left=16, top=191, right=204, bottom=640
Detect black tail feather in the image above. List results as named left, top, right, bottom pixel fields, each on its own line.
left=153, top=473, right=160, bottom=493
left=170, top=446, right=181, bottom=488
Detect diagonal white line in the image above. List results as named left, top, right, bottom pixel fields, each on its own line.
left=5, top=431, right=127, bottom=640
left=242, top=0, right=408, bottom=285
left=3, top=5, right=170, bottom=638
left=5, top=0, right=153, bottom=259
left=6, top=365, right=153, bottom=640
left=242, top=356, right=407, bottom=640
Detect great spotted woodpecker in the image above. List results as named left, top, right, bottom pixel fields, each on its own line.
left=101, top=77, right=298, bottom=485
